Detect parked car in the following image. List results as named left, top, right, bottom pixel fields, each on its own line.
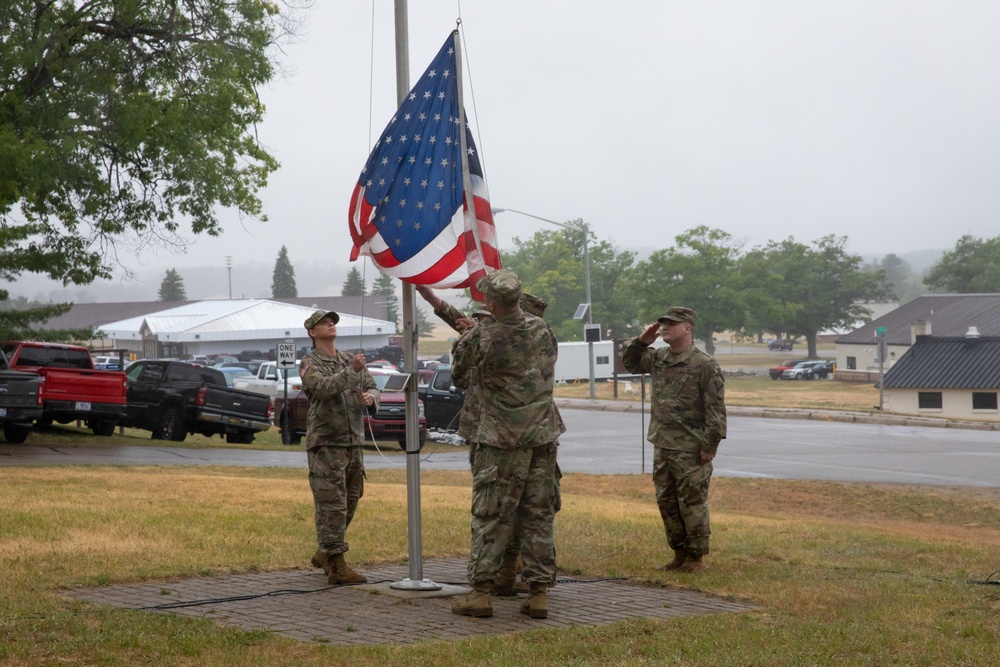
left=417, top=366, right=465, bottom=430
left=781, top=360, right=827, bottom=380
left=768, top=339, right=794, bottom=351
left=1, top=341, right=128, bottom=436
left=92, top=355, right=123, bottom=370
left=123, top=360, right=273, bottom=443
left=217, top=366, right=255, bottom=388
left=273, top=367, right=426, bottom=449
left=768, top=359, right=800, bottom=380
left=228, top=359, right=268, bottom=375
left=809, top=360, right=836, bottom=379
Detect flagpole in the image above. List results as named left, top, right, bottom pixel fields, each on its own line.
left=390, top=0, right=440, bottom=592
left=453, top=29, right=489, bottom=277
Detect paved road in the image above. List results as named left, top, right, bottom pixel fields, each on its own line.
left=3, top=406, right=997, bottom=486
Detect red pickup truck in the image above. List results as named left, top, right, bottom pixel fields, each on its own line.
left=0, top=341, right=128, bottom=436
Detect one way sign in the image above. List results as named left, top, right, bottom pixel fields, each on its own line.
left=276, top=342, right=296, bottom=369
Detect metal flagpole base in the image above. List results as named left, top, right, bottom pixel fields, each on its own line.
left=389, top=578, right=443, bottom=591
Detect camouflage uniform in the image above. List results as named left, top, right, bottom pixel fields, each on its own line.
left=621, top=309, right=726, bottom=558
left=437, top=294, right=565, bottom=557
left=452, top=271, right=564, bottom=588
left=301, top=342, right=379, bottom=557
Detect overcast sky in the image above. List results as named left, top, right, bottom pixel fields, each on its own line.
left=11, top=1, right=1000, bottom=301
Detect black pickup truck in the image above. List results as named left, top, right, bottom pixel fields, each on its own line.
left=0, top=350, right=43, bottom=443
left=123, top=360, right=273, bottom=443
left=417, top=366, right=465, bottom=430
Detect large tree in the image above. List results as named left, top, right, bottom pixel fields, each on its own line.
left=341, top=267, right=366, bottom=296
left=753, top=235, right=893, bottom=358
left=271, top=245, right=297, bottom=298
left=371, top=272, right=398, bottom=326
left=627, top=226, right=745, bottom=355
left=158, top=269, right=187, bottom=301
left=500, top=224, right=637, bottom=343
left=924, top=235, right=1000, bottom=293
left=0, top=1, right=297, bottom=289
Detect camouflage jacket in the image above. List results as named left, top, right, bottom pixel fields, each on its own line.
left=434, top=301, right=470, bottom=333
left=437, top=301, right=488, bottom=441
left=452, top=312, right=564, bottom=449
left=621, top=339, right=727, bottom=454
left=300, top=349, right=379, bottom=450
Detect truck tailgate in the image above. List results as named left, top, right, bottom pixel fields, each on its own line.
left=40, top=368, right=127, bottom=404
left=202, top=386, right=272, bottom=420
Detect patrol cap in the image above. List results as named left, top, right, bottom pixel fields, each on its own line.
left=477, top=269, right=522, bottom=305
left=519, top=292, right=548, bottom=317
left=304, top=309, right=340, bottom=329
left=471, top=309, right=493, bottom=321
left=657, top=307, right=696, bottom=326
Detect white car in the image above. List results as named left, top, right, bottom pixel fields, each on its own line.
left=92, top=355, right=122, bottom=370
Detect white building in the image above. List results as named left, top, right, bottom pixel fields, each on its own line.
left=98, top=299, right=396, bottom=360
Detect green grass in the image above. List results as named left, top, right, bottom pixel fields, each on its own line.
left=1, top=468, right=998, bottom=665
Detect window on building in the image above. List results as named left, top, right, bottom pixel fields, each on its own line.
left=596, top=356, right=609, bottom=365
left=972, top=392, right=998, bottom=411
left=846, top=356, right=856, bottom=370
left=918, top=392, right=943, bottom=410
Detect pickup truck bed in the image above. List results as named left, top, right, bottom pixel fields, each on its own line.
left=124, top=360, right=273, bottom=443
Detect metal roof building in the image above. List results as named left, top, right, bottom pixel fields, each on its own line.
left=833, top=294, right=1000, bottom=380
left=97, top=299, right=396, bottom=360
left=881, top=329, right=1000, bottom=420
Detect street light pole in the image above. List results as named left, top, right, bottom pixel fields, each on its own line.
left=225, top=255, right=233, bottom=300
left=492, top=207, right=596, bottom=399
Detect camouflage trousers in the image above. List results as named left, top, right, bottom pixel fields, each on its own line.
left=466, top=441, right=563, bottom=559
left=307, top=445, right=365, bottom=556
left=652, top=447, right=713, bottom=557
left=467, top=442, right=559, bottom=587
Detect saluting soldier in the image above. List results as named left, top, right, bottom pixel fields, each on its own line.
left=622, top=307, right=727, bottom=573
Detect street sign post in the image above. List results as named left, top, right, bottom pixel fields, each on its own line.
left=276, top=342, right=296, bottom=369
left=275, top=340, right=296, bottom=444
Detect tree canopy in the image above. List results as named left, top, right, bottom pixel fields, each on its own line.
left=157, top=269, right=187, bottom=302
left=341, top=267, right=366, bottom=296
left=1, top=0, right=294, bottom=288
left=748, top=235, right=892, bottom=357
left=627, top=226, right=744, bottom=355
left=271, top=246, right=298, bottom=298
left=924, top=235, right=1000, bottom=293
left=500, top=224, right=636, bottom=343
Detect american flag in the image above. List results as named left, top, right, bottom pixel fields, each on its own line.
left=348, top=32, right=500, bottom=299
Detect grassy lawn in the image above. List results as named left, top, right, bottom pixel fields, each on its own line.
left=1, top=467, right=998, bottom=665
left=556, top=374, right=881, bottom=413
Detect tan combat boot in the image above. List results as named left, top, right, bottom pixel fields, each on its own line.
left=658, top=548, right=688, bottom=571
left=310, top=549, right=328, bottom=570
left=678, top=554, right=707, bottom=573
left=451, top=583, right=493, bottom=617
left=493, top=552, right=529, bottom=595
left=520, top=584, right=548, bottom=619
left=328, top=553, right=368, bottom=584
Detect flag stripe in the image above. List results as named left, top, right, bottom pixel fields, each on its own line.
left=347, top=31, right=500, bottom=298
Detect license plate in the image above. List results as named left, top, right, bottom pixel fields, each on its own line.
left=228, top=417, right=240, bottom=425
left=75, top=402, right=92, bottom=411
